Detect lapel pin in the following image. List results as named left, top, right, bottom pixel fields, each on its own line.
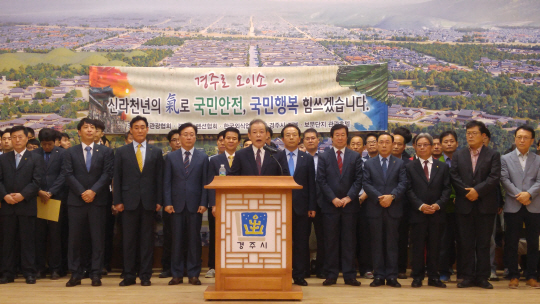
left=96, top=149, right=99, bottom=152
left=24, top=158, right=27, bottom=160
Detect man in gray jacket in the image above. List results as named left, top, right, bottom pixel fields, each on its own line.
left=501, top=125, right=540, bottom=289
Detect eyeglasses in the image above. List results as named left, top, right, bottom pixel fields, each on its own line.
left=516, top=136, right=532, bottom=141
left=466, top=131, right=481, bottom=137
left=416, top=144, right=432, bottom=148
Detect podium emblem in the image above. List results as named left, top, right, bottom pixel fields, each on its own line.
left=241, top=212, right=267, bottom=237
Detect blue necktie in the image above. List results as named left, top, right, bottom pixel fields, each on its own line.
left=85, top=146, right=92, bottom=172
left=15, top=153, right=21, bottom=168
left=288, top=152, right=295, bottom=176
left=382, top=157, right=388, bottom=180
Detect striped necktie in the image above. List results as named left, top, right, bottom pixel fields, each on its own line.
left=184, top=151, right=191, bottom=175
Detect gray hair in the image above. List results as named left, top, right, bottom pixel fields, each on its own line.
left=248, top=119, right=268, bottom=133
left=415, top=133, right=433, bottom=145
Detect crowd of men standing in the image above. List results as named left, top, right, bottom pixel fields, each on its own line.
left=0, top=116, right=539, bottom=291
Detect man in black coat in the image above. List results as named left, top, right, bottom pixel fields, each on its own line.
left=114, top=116, right=163, bottom=287
left=406, top=133, right=451, bottom=288
left=0, top=126, right=43, bottom=284
left=317, top=124, right=363, bottom=286
left=450, top=120, right=501, bottom=289
left=63, top=118, right=114, bottom=287
left=34, top=128, right=68, bottom=280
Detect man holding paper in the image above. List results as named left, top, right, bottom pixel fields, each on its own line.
left=0, top=126, right=44, bottom=284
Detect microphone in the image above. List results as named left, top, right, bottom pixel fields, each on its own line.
left=263, top=144, right=284, bottom=176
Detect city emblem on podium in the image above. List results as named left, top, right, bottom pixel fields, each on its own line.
left=241, top=212, right=267, bottom=237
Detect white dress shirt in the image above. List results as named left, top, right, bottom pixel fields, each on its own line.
left=133, top=140, right=147, bottom=165
left=81, top=142, right=95, bottom=163
left=252, top=145, right=265, bottom=167
left=181, top=147, right=195, bottom=163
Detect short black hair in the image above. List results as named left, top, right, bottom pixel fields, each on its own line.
left=10, top=126, right=28, bottom=137
left=280, top=123, right=301, bottom=138
left=130, top=115, right=148, bottom=128
left=330, top=124, right=348, bottom=138
left=55, top=130, right=63, bottom=141
left=77, top=118, right=96, bottom=130
left=392, top=126, right=412, bottom=144
left=515, top=125, right=535, bottom=139
left=217, top=130, right=226, bottom=140
left=124, top=131, right=132, bottom=139
left=178, top=122, right=198, bottom=135
left=465, top=120, right=488, bottom=135
left=0, top=130, right=4, bottom=138
left=432, top=134, right=441, bottom=141
left=365, top=132, right=378, bottom=141
left=243, top=139, right=252, bottom=146
left=27, top=138, right=40, bottom=147
left=440, top=130, right=458, bottom=142
left=167, top=129, right=180, bottom=142
left=303, top=128, right=319, bottom=137
left=61, top=132, right=70, bottom=140
left=484, top=128, right=491, bottom=139
left=267, top=127, right=273, bottom=137
left=348, top=134, right=364, bottom=145
left=377, top=132, right=394, bottom=142
left=223, top=127, right=241, bottom=139
left=26, top=127, right=35, bottom=137
left=2, top=128, right=11, bottom=136
left=94, top=119, right=105, bottom=131
left=38, top=128, right=57, bottom=142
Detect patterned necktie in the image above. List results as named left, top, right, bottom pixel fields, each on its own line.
left=15, top=153, right=21, bottom=168
left=471, top=149, right=480, bottom=173
left=288, top=152, right=295, bottom=176
left=423, top=160, right=430, bottom=182
left=85, top=146, right=92, bottom=172
left=184, top=151, right=191, bottom=175
left=228, top=155, right=234, bottom=168
left=382, top=157, right=388, bottom=180
left=136, top=144, right=143, bottom=172
left=44, top=152, right=50, bottom=165
left=256, top=149, right=262, bottom=175
left=337, top=150, right=343, bottom=174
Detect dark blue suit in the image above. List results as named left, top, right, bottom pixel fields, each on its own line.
left=164, top=148, right=208, bottom=278
left=363, top=155, right=407, bottom=280
left=317, top=147, right=363, bottom=281
left=279, top=149, right=316, bottom=279
left=229, top=146, right=289, bottom=176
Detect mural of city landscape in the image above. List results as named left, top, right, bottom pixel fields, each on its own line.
left=1, top=0, right=540, bottom=154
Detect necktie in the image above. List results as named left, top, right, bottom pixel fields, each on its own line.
left=228, top=155, right=234, bottom=168
left=256, top=149, right=262, bottom=175
left=382, top=157, right=387, bottom=180
left=288, top=152, right=295, bottom=176
left=85, top=146, right=92, bottom=172
left=471, top=149, right=480, bottom=173
left=44, top=152, right=50, bottom=165
left=337, top=150, right=343, bottom=174
left=136, top=144, right=143, bottom=172
left=15, top=153, right=21, bottom=168
left=184, top=151, right=191, bottom=175
left=445, top=157, right=451, bottom=167
left=423, top=160, right=430, bottom=182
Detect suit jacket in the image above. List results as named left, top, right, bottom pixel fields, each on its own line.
left=229, top=146, right=289, bottom=176
left=0, top=150, right=43, bottom=216
left=113, top=142, right=163, bottom=211
left=164, top=148, right=208, bottom=213
left=450, top=146, right=501, bottom=215
left=501, top=150, right=540, bottom=213
left=63, top=144, right=114, bottom=207
left=33, top=146, right=67, bottom=200
left=317, top=147, right=363, bottom=214
left=406, top=158, right=451, bottom=223
left=363, top=155, right=408, bottom=218
left=279, top=149, right=316, bottom=215
left=207, top=153, right=232, bottom=207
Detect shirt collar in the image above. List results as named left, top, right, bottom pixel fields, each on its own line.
left=516, top=149, right=529, bottom=158
left=225, top=151, right=235, bottom=158
left=468, top=145, right=482, bottom=154
left=333, top=146, right=345, bottom=155
left=378, top=154, right=390, bottom=162
left=133, top=140, right=146, bottom=148
left=15, top=149, right=27, bottom=157
left=181, top=146, right=195, bottom=155
left=442, top=153, right=451, bottom=161
left=418, top=156, right=433, bottom=164
left=252, top=145, right=264, bottom=155
left=285, top=148, right=299, bottom=155
left=82, top=142, right=94, bottom=151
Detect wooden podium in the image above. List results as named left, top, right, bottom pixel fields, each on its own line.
left=204, top=176, right=303, bottom=301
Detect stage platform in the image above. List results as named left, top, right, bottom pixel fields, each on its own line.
left=1, top=270, right=538, bottom=304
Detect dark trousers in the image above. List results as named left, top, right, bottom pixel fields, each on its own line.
left=35, top=216, right=63, bottom=273
left=397, top=216, right=410, bottom=274
left=504, top=206, right=540, bottom=280
left=356, top=213, right=372, bottom=275
left=208, top=209, right=215, bottom=270
left=310, top=210, right=325, bottom=276
left=68, top=204, right=106, bottom=279
left=2, top=215, right=36, bottom=278
left=410, top=217, right=443, bottom=280
left=161, top=210, right=172, bottom=271
left=292, top=212, right=310, bottom=279
left=122, top=203, right=154, bottom=281
left=60, top=201, right=69, bottom=274
left=456, top=211, right=494, bottom=281
left=103, top=205, right=115, bottom=271
left=439, top=212, right=461, bottom=276
left=323, top=212, right=357, bottom=280
left=171, top=209, right=202, bottom=278
left=368, top=212, right=400, bottom=280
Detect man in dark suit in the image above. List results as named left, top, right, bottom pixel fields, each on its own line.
left=114, top=116, right=163, bottom=287
left=0, top=126, right=43, bottom=284
left=450, top=120, right=501, bottom=289
left=164, top=122, right=208, bottom=286
left=206, top=127, right=240, bottom=279
left=406, top=133, right=451, bottom=288
left=363, top=132, right=408, bottom=288
left=278, top=124, right=316, bottom=286
left=317, top=124, right=363, bottom=286
left=34, top=128, right=67, bottom=280
left=229, top=119, right=289, bottom=176
left=159, top=129, right=181, bottom=279
left=63, top=118, right=114, bottom=287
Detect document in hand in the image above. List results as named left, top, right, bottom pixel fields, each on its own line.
left=37, top=197, right=61, bottom=222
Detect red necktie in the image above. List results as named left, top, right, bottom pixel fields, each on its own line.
left=423, top=160, right=429, bottom=182
left=337, top=150, right=343, bottom=174
left=256, top=149, right=262, bottom=175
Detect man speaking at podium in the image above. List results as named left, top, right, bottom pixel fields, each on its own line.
left=229, top=119, right=289, bottom=176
